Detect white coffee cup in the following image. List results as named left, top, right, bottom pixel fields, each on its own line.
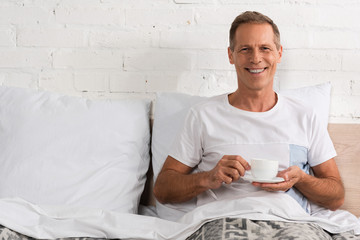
left=251, top=158, right=279, bottom=179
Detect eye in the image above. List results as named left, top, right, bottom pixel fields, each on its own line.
left=239, top=47, right=249, bottom=53
left=261, top=46, right=271, bottom=51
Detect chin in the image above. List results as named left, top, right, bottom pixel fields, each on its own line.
left=245, top=82, right=272, bottom=92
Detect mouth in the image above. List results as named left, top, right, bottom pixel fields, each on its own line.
left=246, top=68, right=267, bottom=74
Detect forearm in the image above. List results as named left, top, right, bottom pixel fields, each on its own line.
left=154, top=155, right=250, bottom=204
left=154, top=169, right=210, bottom=204
left=295, top=172, right=344, bottom=211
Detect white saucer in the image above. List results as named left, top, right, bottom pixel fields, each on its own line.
left=243, top=175, right=285, bottom=183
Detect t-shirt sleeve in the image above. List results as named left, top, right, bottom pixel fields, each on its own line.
left=168, top=108, right=203, bottom=168
left=307, top=111, right=337, bottom=167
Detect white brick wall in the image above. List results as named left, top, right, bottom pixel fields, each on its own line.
left=17, top=28, right=86, bottom=48
left=0, top=26, right=16, bottom=47
left=0, top=0, right=359, bottom=123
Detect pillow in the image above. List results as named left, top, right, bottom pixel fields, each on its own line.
left=151, top=92, right=207, bottom=179
left=151, top=82, right=331, bottom=218
left=0, top=86, right=151, bottom=214
left=279, top=82, right=331, bottom=126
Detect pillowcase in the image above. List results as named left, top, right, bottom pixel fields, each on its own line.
left=0, top=86, right=151, bottom=214
left=151, top=92, right=207, bottom=179
left=279, top=82, right=331, bottom=126
left=151, top=82, right=331, bottom=218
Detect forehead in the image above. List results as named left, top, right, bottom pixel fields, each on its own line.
left=234, top=23, right=276, bottom=47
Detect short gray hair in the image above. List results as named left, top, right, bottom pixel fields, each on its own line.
left=229, top=11, right=281, bottom=51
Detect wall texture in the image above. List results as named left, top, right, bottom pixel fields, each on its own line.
left=0, top=0, right=359, bottom=123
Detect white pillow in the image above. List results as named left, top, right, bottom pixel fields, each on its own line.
left=151, top=82, right=331, bottom=218
left=280, top=82, right=331, bottom=126
left=151, top=92, right=206, bottom=179
left=0, top=86, right=151, bottom=213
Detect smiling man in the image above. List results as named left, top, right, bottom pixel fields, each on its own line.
left=154, top=11, right=344, bottom=225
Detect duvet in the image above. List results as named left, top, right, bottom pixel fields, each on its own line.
left=0, top=192, right=359, bottom=240
left=0, top=219, right=358, bottom=240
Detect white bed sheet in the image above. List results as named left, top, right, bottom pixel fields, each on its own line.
left=0, top=192, right=359, bottom=240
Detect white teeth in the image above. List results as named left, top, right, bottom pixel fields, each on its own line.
left=248, top=68, right=265, bottom=73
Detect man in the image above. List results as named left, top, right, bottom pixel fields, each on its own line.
left=154, top=11, right=344, bottom=218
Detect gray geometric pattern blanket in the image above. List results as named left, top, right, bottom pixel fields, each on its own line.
left=0, top=226, right=104, bottom=240
left=186, top=218, right=359, bottom=240
left=1, top=218, right=359, bottom=240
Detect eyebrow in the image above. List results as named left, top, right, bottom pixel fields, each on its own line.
left=236, top=44, right=272, bottom=49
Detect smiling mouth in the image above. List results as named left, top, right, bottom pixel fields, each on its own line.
left=246, top=68, right=267, bottom=74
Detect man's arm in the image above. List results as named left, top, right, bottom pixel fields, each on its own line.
left=294, top=158, right=344, bottom=210
left=253, top=158, right=344, bottom=211
left=153, top=155, right=250, bottom=204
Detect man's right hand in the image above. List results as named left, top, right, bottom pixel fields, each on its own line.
left=207, top=155, right=251, bottom=189
left=154, top=155, right=250, bottom=204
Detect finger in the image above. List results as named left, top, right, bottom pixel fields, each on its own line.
left=228, top=168, right=241, bottom=181
left=222, top=155, right=241, bottom=160
left=222, top=160, right=248, bottom=177
left=277, top=170, right=290, bottom=181
left=222, top=155, right=251, bottom=171
left=283, top=172, right=289, bottom=181
left=220, top=173, right=233, bottom=184
left=209, top=172, right=229, bottom=188
left=214, top=167, right=233, bottom=184
left=253, top=182, right=291, bottom=192
left=235, top=156, right=251, bottom=170
left=219, top=167, right=241, bottom=183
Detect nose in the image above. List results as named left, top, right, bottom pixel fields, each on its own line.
left=250, top=49, right=262, bottom=64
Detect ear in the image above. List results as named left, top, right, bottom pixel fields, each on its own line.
left=228, top=47, right=234, bottom=64
left=277, top=45, right=283, bottom=63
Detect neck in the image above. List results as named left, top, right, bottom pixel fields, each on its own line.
left=228, top=89, right=277, bottom=112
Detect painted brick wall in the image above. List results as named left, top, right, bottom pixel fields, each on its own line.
left=0, top=0, right=359, bottom=123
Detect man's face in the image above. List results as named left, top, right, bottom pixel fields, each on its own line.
left=228, top=23, right=282, bottom=93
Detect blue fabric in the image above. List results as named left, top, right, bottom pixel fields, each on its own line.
left=286, top=144, right=310, bottom=212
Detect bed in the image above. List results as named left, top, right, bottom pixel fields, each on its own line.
left=0, top=84, right=359, bottom=240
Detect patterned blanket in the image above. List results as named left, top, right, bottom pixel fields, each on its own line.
left=1, top=218, right=359, bottom=240
left=186, top=218, right=359, bottom=240
left=0, top=226, right=102, bottom=240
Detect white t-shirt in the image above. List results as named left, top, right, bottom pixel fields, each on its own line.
left=161, top=93, right=336, bottom=221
